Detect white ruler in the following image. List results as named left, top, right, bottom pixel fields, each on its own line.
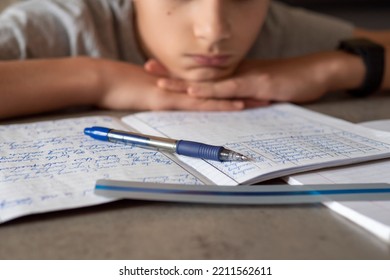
left=95, top=179, right=390, bottom=205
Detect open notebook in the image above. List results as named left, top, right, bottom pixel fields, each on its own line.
left=286, top=119, right=390, bottom=243
left=2, top=103, right=390, bottom=223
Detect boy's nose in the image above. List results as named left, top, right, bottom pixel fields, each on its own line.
left=193, top=1, right=231, bottom=45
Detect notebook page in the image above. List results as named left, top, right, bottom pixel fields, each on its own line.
left=122, top=104, right=390, bottom=185
left=0, top=116, right=201, bottom=223
left=286, top=120, right=390, bottom=243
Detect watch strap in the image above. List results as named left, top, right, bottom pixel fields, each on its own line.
left=338, top=38, right=385, bottom=97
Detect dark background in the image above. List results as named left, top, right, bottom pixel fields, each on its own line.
left=281, top=0, right=390, bottom=29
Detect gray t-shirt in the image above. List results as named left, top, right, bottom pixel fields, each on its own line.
left=0, top=0, right=354, bottom=62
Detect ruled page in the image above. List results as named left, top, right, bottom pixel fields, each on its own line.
left=0, top=116, right=201, bottom=223
left=123, top=104, right=390, bottom=185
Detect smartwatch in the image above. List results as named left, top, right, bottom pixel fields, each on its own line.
left=338, top=38, right=385, bottom=97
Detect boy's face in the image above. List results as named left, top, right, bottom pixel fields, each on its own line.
left=134, top=0, right=269, bottom=82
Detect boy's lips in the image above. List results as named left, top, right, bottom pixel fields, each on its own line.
left=187, top=54, right=231, bottom=67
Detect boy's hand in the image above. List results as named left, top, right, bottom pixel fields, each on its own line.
left=96, top=59, right=245, bottom=111
left=146, top=54, right=342, bottom=104
left=144, top=59, right=270, bottom=108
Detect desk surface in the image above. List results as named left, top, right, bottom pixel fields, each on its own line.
left=1, top=92, right=390, bottom=259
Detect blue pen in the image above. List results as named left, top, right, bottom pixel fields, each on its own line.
left=84, top=126, right=248, bottom=162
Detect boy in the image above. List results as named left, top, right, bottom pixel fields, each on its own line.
left=0, top=0, right=389, bottom=119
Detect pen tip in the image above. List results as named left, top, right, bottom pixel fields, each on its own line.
left=220, top=148, right=251, bottom=161
left=241, top=155, right=250, bottom=161
left=231, top=152, right=250, bottom=161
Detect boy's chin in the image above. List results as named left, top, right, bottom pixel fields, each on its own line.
left=177, top=67, right=235, bottom=82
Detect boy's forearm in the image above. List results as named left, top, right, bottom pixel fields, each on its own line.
left=318, top=51, right=363, bottom=93
left=0, top=57, right=102, bottom=119
left=322, top=46, right=390, bottom=93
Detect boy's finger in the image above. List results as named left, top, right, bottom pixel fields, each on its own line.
left=144, top=59, right=170, bottom=77
left=243, top=99, right=270, bottom=109
left=157, top=93, right=244, bottom=111
left=175, top=98, right=245, bottom=111
left=187, top=78, right=252, bottom=99
left=157, top=78, right=189, bottom=92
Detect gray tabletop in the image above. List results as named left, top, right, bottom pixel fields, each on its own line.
left=1, top=92, right=390, bottom=259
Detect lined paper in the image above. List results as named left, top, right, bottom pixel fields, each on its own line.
left=0, top=117, right=201, bottom=223
left=123, top=104, right=390, bottom=185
